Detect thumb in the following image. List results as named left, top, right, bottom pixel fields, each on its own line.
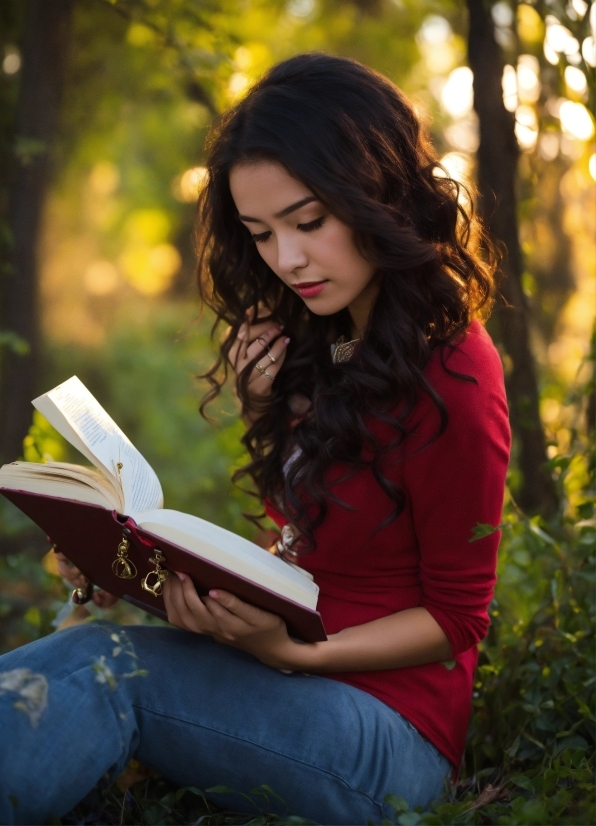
left=92, top=590, right=119, bottom=609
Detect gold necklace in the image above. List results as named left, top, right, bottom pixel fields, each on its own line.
left=332, top=336, right=362, bottom=364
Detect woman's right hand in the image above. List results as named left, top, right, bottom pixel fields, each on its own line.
left=227, top=309, right=290, bottom=412
left=54, top=550, right=119, bottom=609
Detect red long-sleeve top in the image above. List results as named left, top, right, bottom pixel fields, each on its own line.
left=265, top=320, right=511, bottom=769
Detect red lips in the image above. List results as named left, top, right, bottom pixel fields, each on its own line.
left=293, top=280, right=328, bottom=298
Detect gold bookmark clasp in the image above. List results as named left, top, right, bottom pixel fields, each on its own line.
left=111, top=533, right=138, bottom=580
left=141, top=550, right=169, bottom=597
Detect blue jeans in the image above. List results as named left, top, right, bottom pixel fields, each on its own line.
left=0, top=622, right=451, bottom=825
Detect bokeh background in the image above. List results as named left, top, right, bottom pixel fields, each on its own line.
left=0, top=1, right=594, bottom=823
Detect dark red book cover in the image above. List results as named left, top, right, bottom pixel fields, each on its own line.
left=0, top=489, right=327, bottom=643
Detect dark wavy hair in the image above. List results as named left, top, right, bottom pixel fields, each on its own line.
left=195, top=52, right=498, bottom=551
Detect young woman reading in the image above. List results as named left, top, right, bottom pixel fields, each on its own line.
left=0, top=53, right=510, bottom=825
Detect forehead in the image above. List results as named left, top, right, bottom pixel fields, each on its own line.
left=229, top=160, right=313, bottom=217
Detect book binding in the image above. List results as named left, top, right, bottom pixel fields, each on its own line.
left=1, top=489, right=327, bottom=643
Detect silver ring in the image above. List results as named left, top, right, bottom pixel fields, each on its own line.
left=255, top=363, right=274, bottom=381
left=266, top=350, right=276, bottom=363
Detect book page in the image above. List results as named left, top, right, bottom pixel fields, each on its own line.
left=137, top=508, right=319, bottom=608
left=0, top=461, right=121, bottom=510
left=32, top=377, right=163, bottom=515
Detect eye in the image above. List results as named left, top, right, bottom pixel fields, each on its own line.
left=297, top=216, right=326, bottom=233
left=251, top=231, right=272, bottom=244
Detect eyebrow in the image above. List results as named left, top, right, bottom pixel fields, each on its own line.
left=238, top=196, right=318, bottom=223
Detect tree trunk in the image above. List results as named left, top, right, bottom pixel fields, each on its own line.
left=466, top=0, right=557, bottom=516
left=0, top=0, right=73, bottom=464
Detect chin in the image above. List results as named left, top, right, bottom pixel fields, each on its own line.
left=301, top=294, right=351, bottom=316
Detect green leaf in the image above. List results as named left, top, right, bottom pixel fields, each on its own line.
left=441, top=659, right=456, bottom=670
left=529, top=521, right=556, bottom=545
left=384, top=794, right=409, bottom=815
left=469, top=522, right=507, bottom=542
left=174, top=786, right=208, bottom=802
left=510, top=774, right=534, bottom=791
left=397, top=813, right=420, bottom=826
left=504, top=734, right=521, bottom=758
left=0, top=331, right=30, bottom=356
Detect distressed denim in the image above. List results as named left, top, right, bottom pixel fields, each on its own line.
left=0, top=622, right=451, bottom=825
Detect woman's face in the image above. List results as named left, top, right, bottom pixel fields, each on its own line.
left=229, top=160, right=378, bottom=334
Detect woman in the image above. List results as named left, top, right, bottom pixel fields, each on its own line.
left=0, top=53, right=510, bottom=825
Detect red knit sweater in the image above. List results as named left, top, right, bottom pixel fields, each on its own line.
left=265, top=320, right=511, bottom=769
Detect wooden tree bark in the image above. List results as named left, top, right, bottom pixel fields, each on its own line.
left=466, top=0, right=557, bottom=516
left=0, top=0, right=73, bottom=464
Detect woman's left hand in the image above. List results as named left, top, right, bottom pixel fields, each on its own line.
left=162, top=572, right=298, bottom=671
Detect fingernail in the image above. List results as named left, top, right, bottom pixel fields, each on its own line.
left=279, top=324, right=285, bottom=330
left=176, top=571, right=185, bottom=582
left=284, top=337, right=290, bottom=344
left=209, top=590, right=220, bottom=598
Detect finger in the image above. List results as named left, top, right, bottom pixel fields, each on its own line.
left=247, top=337, right=290, bottom=392
left=232, top=324, right=249, bottom=366
left=92, top=591, right=119, bottom=609
left=230, top=320, right=279, bottom=372
left=162, top=577, right=188, bottom=629
left=170, top=573, right=216, bottom=634
left=244, top=325, right=284, bottom=363
left=227, top=330, right=247, bottom=373
left=54, top=552, right=81, bottom=575
left=201, top=597, right=254, bottom=641
left=251, top=333, right=289, bottom=370
left=57, top=560, right=88, bottom=588
left=205, top=590, right=265, bottom=627
left=244, top=319, right=283, bottom=345
left=177, top=572, right=213, bottom=616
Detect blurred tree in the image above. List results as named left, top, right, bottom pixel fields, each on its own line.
left=2, top=0, right=591, bottom=520
left=0, top=0, right=74, bottom=465
left=467, top=0, right=558, bottom=516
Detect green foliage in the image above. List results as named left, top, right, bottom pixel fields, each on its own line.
left=53, top=778, right=315, bottom=825
left=0, top=330, right=30, bottom=356
left=22, top=410, right=68, bottom=463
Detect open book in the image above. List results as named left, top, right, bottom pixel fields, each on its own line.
left=0, top=377, right=325, bottom=642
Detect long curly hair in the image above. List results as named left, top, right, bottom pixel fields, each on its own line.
left=195, top=52, right=498, bottom=551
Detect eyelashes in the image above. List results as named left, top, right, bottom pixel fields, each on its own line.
left=251, top=215, right=327, bottom=244
left=298, top=215, right=326, bottom=233
left=251, top=231, right=271, bottom=244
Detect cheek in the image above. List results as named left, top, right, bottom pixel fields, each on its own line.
left=322, top=223, right=373, bottom=283
left=318, top=221, right=353, bottom=262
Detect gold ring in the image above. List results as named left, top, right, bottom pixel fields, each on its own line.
left=255, top=363, right=274, bottom=380
left=266, top=350, right=276, bottom=363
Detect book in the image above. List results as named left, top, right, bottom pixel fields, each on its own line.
left=0, top=377, right=326, bottom=642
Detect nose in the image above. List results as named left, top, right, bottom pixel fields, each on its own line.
left=276, top=233, right=308, bottom=275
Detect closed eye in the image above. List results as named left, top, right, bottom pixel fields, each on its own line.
left=250, top=215, right=326, bottom=244
left=298, top=216, right=326, bottom=233
left=251, top=230, right=272, bottom=244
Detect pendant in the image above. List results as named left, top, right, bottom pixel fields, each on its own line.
left=332, top=336, right=361, bottom=364
left=111, top=533, right=138, bottom=580
left=141, top=550, right=169, bottom=597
